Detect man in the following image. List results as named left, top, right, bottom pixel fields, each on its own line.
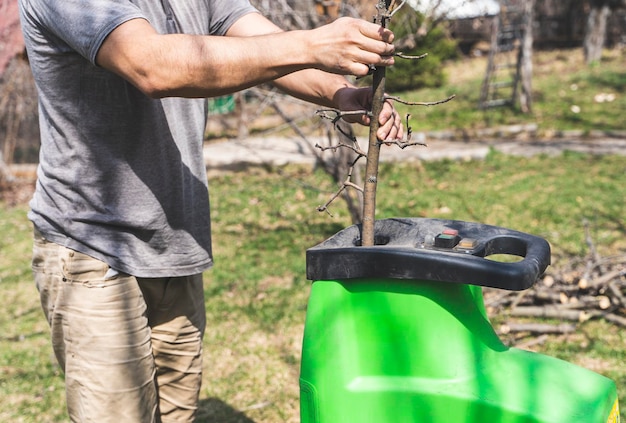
left=18, top=0, right=403, bottom=421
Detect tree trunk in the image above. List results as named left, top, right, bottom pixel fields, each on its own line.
left=361, top=65, right=385, bottom=246
left=583, top=1, right=610, bottom=64
left=360, top=0, right=391, bottom=246
left=518, top=0, right=535, bottom=113
left=0, top=151, right=14, bottom=183
left=235, top=92, right=249, bottom=140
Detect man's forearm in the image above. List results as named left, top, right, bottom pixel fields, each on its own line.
left=272, top=69, right=354, bottom=109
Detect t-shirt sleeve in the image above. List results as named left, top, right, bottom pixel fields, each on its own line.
left=207, top=0, right=259, bottom=36
left=19, top=0, right=145, bottom=65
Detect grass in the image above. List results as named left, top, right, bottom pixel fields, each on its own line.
left=208, top=48, right=625, bottom=141
left=2, top=46, right=625, bottom=422
left=389, top=48, right=626, bottom=135
left=1, top=150, right=625, bottom=422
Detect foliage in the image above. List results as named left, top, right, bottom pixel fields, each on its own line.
left=383, top=8, right=458, bottom=92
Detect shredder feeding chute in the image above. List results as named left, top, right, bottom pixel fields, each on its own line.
left=300, top=218, right=620, bottom=423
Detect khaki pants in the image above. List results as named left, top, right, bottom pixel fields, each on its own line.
left=32, top=230, right=206, bottom=423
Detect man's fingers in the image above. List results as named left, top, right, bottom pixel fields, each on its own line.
left=377, top=101, right=403, bottom=140
left=359, top=20, right=395, bottom=44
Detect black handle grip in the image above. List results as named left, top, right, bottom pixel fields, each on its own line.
left=306, top=218, right=551, bottom=291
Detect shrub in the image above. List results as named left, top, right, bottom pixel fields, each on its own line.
left=384, top=9, right=458, bottom=92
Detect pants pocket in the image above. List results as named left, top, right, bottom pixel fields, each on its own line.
left=59, top=247, right=111, bottom=286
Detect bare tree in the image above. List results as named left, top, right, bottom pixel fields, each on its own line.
left=240, top=1, right=454, bottom=231
left=316, top=0, right=454, bottom=244
left=246, top=0, right=369, bottom=223
left=583, top=0, right=625, bottom=64
left=518, top=0, right=535, bottom=113
left=0, top=54, right=40, bottom=168
left=584, top=0, right=611, bottom=63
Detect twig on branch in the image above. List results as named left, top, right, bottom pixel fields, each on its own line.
left=385, top=94, right=456, bottom=107
left=315, top=142, right=367, bottom=157
left=317, top=184, right=347, bottom=216
left=317, top=157, right=363, bottom=215
left=316, top=109, right=372, bottom=141
left=382, top=139, right=427, bottom=149
left=387, top=0, right=407, bottom=17
left=316, top=109, right=371, bottom=124
left=395, top=52, right=428, bottom=60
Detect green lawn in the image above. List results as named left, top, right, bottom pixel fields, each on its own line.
left=2, top=42, right=625, bottom=422
left=390, top=48, right=625, bottom=135
left=1, top=150, right=625, bottom=422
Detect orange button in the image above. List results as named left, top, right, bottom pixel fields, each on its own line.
left=457, top=238, right=477, bottom=249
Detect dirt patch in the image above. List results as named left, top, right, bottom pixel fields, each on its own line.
left=0, top=177, right=35, bottom=207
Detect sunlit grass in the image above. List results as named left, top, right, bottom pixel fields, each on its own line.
left=2, top=150, right=625, bottom=421
left=390, top=48, right=625, bottom=134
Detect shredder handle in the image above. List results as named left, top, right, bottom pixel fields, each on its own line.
left=306, top=218, right=551, bottom=291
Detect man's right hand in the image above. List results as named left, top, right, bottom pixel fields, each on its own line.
left=307, top=17, right=396, bottom=77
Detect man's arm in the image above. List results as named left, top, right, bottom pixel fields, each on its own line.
left=224, top=13, right=403, bottom=140
left=96, top=13, right=395, bottom=99
left=96, top=12, right=402, bottom=140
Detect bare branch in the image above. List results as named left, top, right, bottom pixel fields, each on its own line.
left=378, top=113, right=421, bottom=147
left=382, top=139, right=427, bottom=149
left=316, top=108, right=374, bottom=144
left=385, top=94, right=456, bottom=107
left=317, top=183, right=347, bottom=214
left=316, top=109, right=372, bottom=124
left=387, top=0, right=408, bottom=18
left=395, top=52, right=428, bottom=60
left=317, top=156, right=363, bottom=215
left=315, top=142, right=367, bottom=157
left=344, top=181, right=364, bottom=192
left=336, top=123, right=359, bottom=144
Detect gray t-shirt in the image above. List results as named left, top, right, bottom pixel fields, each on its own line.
left=18, top=0, right=258, bottom=277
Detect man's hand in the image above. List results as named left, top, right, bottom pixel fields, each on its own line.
left=306, top=17, right=396, bottom=77
left=334, top=86, right=404, bottom=141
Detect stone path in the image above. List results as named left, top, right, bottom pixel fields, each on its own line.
left=203, top=132, right=626, bottom=172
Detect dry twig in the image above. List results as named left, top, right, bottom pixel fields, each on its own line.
left=384, top=94, right=456, bottom=107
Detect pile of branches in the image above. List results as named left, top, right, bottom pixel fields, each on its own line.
left=484, top=232, right=626, bottom=346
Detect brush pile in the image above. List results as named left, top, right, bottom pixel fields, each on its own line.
left=484, top=229, right=626, bottom=346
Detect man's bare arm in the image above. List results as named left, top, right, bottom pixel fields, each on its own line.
left=224, top=13, right=402, bottom=140
left=96, top=14, right=395, bottom=99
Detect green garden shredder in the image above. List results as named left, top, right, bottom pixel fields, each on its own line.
left=300, top=217, right=620, bottom=423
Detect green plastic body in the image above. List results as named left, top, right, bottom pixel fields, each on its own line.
left=300, top=278, right=620, bottom=423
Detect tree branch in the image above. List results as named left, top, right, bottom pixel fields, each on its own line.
left=382, top=139, right=427, bottom=149
left=385, top=94, right=456, bottom=107
left=316, top=109, right=372, bottom=123
left=315, top=142, right=367, bottom=157
left=316, top=156, right=363, bottom=215
left=395, top=52, right=428, bottom=60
